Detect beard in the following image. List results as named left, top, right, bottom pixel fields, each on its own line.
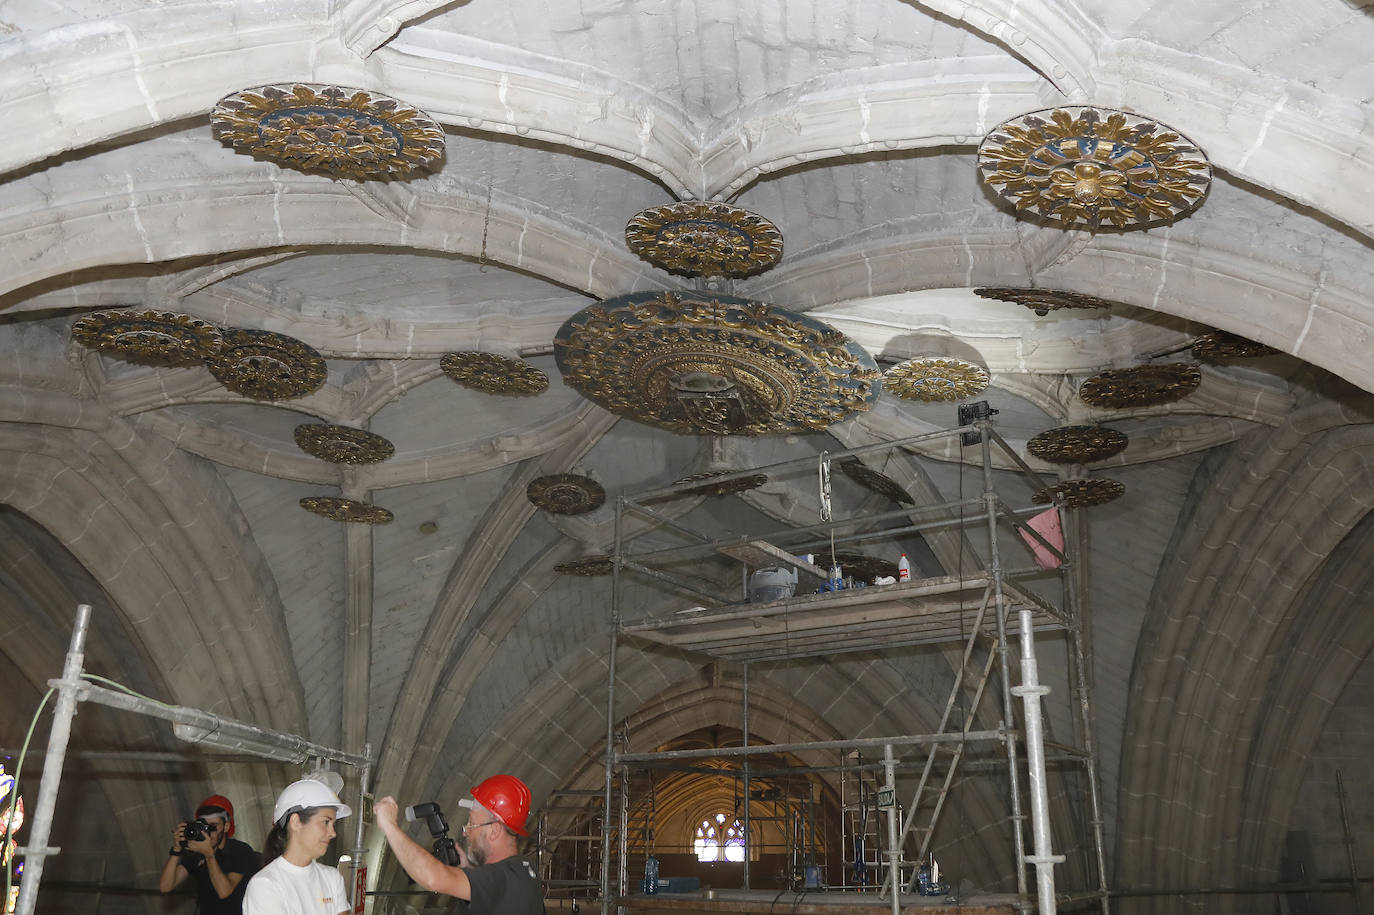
left=466, top=839, right=488, bottom=867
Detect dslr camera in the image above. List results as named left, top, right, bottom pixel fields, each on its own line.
left=181, top=817, right=215, bottom=848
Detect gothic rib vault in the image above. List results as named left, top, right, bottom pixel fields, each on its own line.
left=0, top=1, right=1372, bottom=913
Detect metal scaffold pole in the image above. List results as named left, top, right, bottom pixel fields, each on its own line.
left=14, top=604, right=91, bottom=915
left=1013, top=608, right=1064, bottom=913
left=980, top=423, right=1030, bottom=905
left=600, top=496, right=625, bottom=915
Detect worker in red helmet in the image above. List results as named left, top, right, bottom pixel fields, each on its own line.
left=374, top=774, right=543, bottom=915
left=159, top=793, right=261, bottom=914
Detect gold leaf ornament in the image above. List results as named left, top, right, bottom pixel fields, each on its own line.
left=294, top=424, right=395, bottom=464
left=206, top=329, right=327, bottom=401
left=626, top=201, right=783, bottom=278
left=441, top=352, right=549, bottom=396
left=554, top=292, right=879, bottom=436
left=299, top=496, right=394, bottom=523
left=1033, top=477, right=1125, bottom=507
left=978, top=107, right=1211, bottom=229
left=211, top=83, right=445, bottom=181
left=1026, top=425, right=1128, bottom=464
left=71, top=309, right=223, bottom=367
left=1078, top=363, right=1201, bottom=409
left=884, top=357, right=990, bottom=402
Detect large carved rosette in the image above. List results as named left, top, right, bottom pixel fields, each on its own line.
left=553, top=292, right=879, bottom=435
left=211, top=83, right=445, bottom=180
left=978, top=107, right=1211, bottom=229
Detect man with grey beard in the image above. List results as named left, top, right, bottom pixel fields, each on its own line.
left=374, top=774, right=543, bottom=915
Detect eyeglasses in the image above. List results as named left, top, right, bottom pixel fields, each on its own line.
left=462, top=820, right=500, bottom=835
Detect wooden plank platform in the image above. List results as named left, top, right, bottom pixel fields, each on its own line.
left=619, top=573, right=1064, bottom=661
left=615, top=890, right=1017, bottom=914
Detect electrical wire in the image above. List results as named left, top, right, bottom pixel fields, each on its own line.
left=79, top=673, right=176, bottom=709
left=5, top=687, right=56, bottom=907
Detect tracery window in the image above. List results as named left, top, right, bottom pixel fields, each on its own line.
left=694, top=812, right=745, bottom=862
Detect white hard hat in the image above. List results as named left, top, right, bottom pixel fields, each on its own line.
left=273, top=777, right=352, bottom=826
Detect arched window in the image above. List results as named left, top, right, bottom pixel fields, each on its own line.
left=695, top=813, right=746, bottom=862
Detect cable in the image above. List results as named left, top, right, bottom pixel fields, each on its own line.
left=5, top=687, right=56, bottom=907
left=79, top=674, right=176, bottom=709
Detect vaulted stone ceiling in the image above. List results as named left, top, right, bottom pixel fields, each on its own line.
left=1, top=1, right=1372, bottom=913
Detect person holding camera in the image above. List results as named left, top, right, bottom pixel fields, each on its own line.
left=374, top=774, right=544, bottom=915
left=158, top=794, right=260, bottom=914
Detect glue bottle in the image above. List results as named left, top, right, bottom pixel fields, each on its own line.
left=898, top=553, right=910, bottom=582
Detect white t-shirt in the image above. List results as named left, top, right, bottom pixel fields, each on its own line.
left=243, top=855, right=350, bottom=915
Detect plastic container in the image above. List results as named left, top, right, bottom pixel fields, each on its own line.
left=749, top=566, right=797, bottom=602
left=898, top=553, right=910, bottom=581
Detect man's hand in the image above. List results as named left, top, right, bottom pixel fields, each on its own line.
left=170, top=822, right=188, bottom=854
left=185, top=830, right=216, bottom=859
left=373, top=796, right=400, bottom=831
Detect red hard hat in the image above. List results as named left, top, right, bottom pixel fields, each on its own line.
left=197, top=794, right=235, bottom=838
left=470, top=775, right=531, bottom=836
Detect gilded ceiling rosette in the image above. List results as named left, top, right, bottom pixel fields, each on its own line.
left=553, top=292, right=880, bottom=436
left=553, top=555, right=615, bottom=576
left=641, top=470, right=770, bottom=504
left=978, top=107, right=1211, bottom=229
left=837, top=458, right=914, bottom=504
left=206, top=329, right=327, bottom=401
left=973, top=287, right=1117, bottom=317
left=210, top=84, right=445, bottom=181
left=71, top=309, right=223, bottom=367
left=441, top=352, right=550, bottom=396
left=526, top=474, right=606, bottom=515
left=1192, top=331, right=1280, bottom=361
left=1033, top=477, right=1125, bottom=508
left=884, top=357, right=990, bottom=402
left=1026, top=425, right=1128, bottom=465
left=1078, top=363, right=1201, bottom=409
left=299, top=496, right=394, bottom=523
left=625, top=201, right=784, bottom=278
left=294, top=424, right=395, bottom=465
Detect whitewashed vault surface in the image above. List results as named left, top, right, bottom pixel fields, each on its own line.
left=0, top=1, right=1372, bottom=913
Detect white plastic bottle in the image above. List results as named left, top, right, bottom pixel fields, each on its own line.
left=898, top=553, right=910, bottom=582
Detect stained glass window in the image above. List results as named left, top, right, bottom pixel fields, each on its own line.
left=695, top=813, right=746, bottom=862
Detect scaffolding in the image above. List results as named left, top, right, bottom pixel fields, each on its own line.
left=12, top=604, right=375, bottom=915
left=595, top=415, right=1110, bottom=915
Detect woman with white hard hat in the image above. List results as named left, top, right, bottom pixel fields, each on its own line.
left=243, top=777, right=353, bottom=915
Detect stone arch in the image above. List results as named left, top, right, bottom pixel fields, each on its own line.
left=1118, top=397, right=1374, bottom=910
left=0, top=389, right=310, bottom=858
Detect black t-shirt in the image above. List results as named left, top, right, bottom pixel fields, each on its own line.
left=462, top=856, right=544, bottom=915
left=178, top=837, right=260, bottom=915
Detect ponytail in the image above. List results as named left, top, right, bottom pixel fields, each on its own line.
left=262, top=806, right=327, bottom=866
left=262, top=822, right=289, bottom=865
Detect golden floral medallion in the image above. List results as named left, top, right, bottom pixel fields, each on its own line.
left=554, top=555, right=615, bottom=576
left=553, top=292, right=879, bottom=436
left=211, top=84, right=444, bottom=180
left=71, top=309, right=223, bottom=367
left=973, top=287, right=1116, bottom=316
left=206, top=329, right=327, bottom=401
left=1026, top=425, right=1128, bottom=464
left=978, top=107, right=1211, bottom=228
left=1192, top=331, right=1280, bottom=361
left=1033, top=477, right=1125, bottom=508
left=299, top=496, right=394, bottom=523
left=527, top=474, right=606, bottom=515
left=641, top=470, right=770, bottom=504
left=625, top=201, right=783, bottom=278
left=440, top=352, right=549, bottom=396
left=837, top=458, right=914, bottom=504
left=1078, top=363, right=1200, bottom=409
left=294, top=424, right=395, bottom=464
left=884, top=357, right=990, bottom=402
